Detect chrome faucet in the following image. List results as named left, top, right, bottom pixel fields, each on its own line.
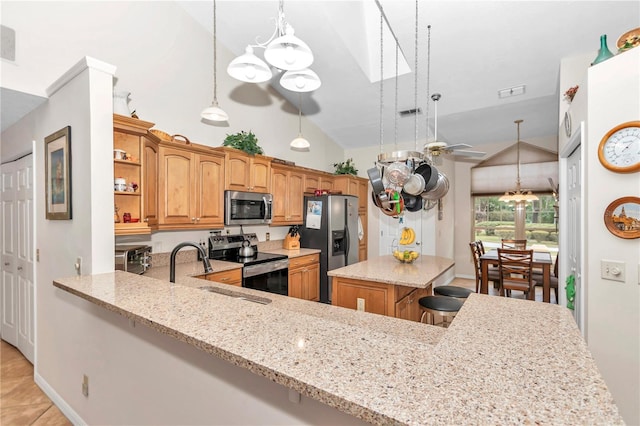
left=170, top=242, right=213, bottom=283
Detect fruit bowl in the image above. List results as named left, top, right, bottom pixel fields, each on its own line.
left=392, top=250, right=419, bottom=264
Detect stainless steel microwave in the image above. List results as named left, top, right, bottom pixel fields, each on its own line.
left=224, top=190, right=273, bottom=226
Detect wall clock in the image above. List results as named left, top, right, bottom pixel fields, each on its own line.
left=603, top=196, right=640, bottom=239
left=597, top=121, right=640, bottom=173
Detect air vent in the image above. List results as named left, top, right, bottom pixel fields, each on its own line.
left=1, top=25, right=16, bottom=61
left=398, top=108, right=422, bottom=117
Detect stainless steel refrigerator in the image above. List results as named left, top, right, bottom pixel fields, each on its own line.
left=300, top=195, right=359, bottom=304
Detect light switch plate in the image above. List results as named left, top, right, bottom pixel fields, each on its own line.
left=601, top=260, right=625, bottom=283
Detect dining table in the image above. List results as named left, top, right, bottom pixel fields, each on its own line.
left=480, top=249, right=554, bottom=303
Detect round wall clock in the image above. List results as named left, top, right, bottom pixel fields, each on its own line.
left=603, top=196, right=640, bottom=239
left=597, top=121, right=640, bottom=173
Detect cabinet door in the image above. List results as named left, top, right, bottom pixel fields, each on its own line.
left=142, top=138, right=158, bottom=226
left=357, top=179, right=369, bottom=213
left=288, top=268, right=303, bottom=299
left=195, top=153, right=224, bottom=227
left=225, top=151, right=251, bottom=191
left=410, top=286, right=432, bottom=322
left=251, top=157, right=271, bottom=193
left=159, top=147, right=194, bottom=225
left=395, top=292, right=413, bottom=321
left=287, top=171, right=304, bottom=223
left=304, top=173, right=320, bottom=194
left=305, top=263, right=320, bottom=301
left=271, top=168, right=288, bottom=223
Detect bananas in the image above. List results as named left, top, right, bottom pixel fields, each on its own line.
left=399, top=227, right=415, bottom=245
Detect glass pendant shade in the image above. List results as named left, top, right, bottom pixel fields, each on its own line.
left=290, top=134, right=310, bottom=149
left=280, top=68, right=321, bottom=92
left=227, top=46, right=273, bottom=83
left=201, top=100, right=228, bottom=121
left=264, top=26, right=313, bottom=71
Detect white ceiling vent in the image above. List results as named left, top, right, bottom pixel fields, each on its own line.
left=1, top=25, right=16, bottom=61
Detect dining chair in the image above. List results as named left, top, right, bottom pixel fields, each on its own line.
left=497, top=248, right=536, bottom=300
left=475, top=240, right=486, bottom=254
left=470, top=242, right=501, bottom=293
left=533, top=254, right=559, bottom=303
left=501, top=239, right=527, bottom=250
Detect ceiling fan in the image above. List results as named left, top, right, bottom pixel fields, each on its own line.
left=424, top=93, right=486, bottom=159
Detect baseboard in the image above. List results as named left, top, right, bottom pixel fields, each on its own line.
left=34, top=372, right=85, bottom=426
left=455, top=274, right=475, bottom=280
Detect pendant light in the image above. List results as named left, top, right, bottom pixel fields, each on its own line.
left=290, top=93, right=310, bottom=150
left=227, top=1, right=319, bottom=92
left=201, top=0, right=228, bottom=121
left=499, top=119, right=539, bottom=202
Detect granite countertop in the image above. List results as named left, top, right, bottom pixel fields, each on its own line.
left=53, top=269, right=622, bottom=425
left=328, top=255, right=455, bottom=288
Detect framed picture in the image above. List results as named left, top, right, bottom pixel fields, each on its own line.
left=603, top=196, right=640, bottom=239
left=45, top=126, right=72, bottom=220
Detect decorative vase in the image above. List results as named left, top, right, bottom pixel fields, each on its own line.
left=113, top=90, right=131, bottom=116
left=591, top=34, right=614, bottom=66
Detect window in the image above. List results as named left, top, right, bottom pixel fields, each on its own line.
left=473, top=194, right=558, bottom=251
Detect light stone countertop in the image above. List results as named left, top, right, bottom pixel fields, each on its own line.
left=53, top=269, right=622, bottom=425
left=328, top=255, right=455, bottom=288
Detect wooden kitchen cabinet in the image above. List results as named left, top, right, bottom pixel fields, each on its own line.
left=157, top=144, right=224, bottom=229
left=113, top=114, right=158, bottom=235
left=304, top=172, right=334, bottom=194
left=221, top=148, right=271, bottom=193
left=331, top=276, right=432, bottom=321
left=205, top=268, right=242, bottom=286
left=288, top=253, right=320, bottom=301
left=271, top=164, right=304, bottom=225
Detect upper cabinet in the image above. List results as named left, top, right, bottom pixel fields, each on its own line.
left=113, top=114, right=159, bottom=235
left=271, top=164, right=304, bottom=225
left=157, top=143, right=225, bottom=230
left=220, top=147, right=271, bottom=193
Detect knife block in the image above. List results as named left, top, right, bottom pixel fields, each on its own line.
left=283, top=234, right=300, bottom=250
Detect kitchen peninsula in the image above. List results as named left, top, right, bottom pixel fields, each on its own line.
left=53, top=270, right=621, bottom=425
left=329, top=255, right=455, bottom=321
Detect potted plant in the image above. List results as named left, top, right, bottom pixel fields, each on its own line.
left=223, top=131, right=264, bottom=155
left=333, top=158, right=358, bottom=175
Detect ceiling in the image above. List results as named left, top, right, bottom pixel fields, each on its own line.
left=2, top=1, right=638, bottom=155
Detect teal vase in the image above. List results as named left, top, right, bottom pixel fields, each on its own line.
left=591, top=34, right=614, bottom=66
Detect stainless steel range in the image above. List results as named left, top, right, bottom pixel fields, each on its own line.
left=208, top=233, right=289, bottom=296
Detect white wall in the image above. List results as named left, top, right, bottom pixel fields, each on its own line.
left=585, top=48, right=640, bottom=425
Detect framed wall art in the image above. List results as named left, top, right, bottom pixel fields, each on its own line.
left=44, top=126, right=72, bottom=220
left=603, top=196, right=640, bottom=239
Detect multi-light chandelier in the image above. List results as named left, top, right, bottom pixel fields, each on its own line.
left=226, top=0, right=321, bottom=93
left=499, top=119, right=539, bottom=203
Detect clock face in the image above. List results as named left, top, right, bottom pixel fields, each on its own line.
left=598, top=121, right=640, bottom=173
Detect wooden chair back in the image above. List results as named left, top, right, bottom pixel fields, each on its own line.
left=497, top=248, right=535, bottom=300
left=469, top=242, right=482, bottom=292
left=475, top=240, right=486, bottom=254
left=501, top=239, right=527, bottom=250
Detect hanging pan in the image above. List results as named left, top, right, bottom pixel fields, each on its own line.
left=421, top=172, right=450, bottom=201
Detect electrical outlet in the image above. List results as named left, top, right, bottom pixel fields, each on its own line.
left=75, top=257, right=82, bottom=275
left=266, top=232, right=270, bottom=241
left=82, top=374, right=89, bottom=397
left=601, top=260, right=625, bottom=282
left=356, top=298, right=365, bottom=311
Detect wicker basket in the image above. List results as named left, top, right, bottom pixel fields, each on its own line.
left=150, top=129, right=191, bottom=145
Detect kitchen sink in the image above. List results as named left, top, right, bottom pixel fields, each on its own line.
left=198, top=286, right=271, bottom=305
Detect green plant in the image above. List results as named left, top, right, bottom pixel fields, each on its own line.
left=333, top=158, right=358, bottom=175
left=223, top=131, right=263, bottom=155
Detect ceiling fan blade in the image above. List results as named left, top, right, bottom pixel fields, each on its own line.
left=452, top=150, right=486, bottom=158
left=445, top=143, right=473, bottom=151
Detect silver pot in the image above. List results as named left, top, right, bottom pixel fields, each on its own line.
left=421, top=172, right=450, bottom=200
left=239, top=239, right=255, bottom=257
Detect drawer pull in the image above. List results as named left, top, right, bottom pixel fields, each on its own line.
left=220, top=277, right=229, bottom=281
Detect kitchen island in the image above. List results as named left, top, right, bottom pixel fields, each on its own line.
left=53, top=270, right=622, bottom=425
left=328, top=255, right=455, bottom=321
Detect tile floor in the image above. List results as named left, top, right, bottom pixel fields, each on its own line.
left=1, top=340, right=71, bottom=426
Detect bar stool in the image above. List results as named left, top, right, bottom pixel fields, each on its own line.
left=433, top=285, right=473, bottom=299
left=418, top=296, right=463, bottom=327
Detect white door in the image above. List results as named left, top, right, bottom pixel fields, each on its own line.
left=566, top=143, right=583, bottom=332
left=1, top=163, right=18, bottom=346
left=1, top=154, right=35, bottom=362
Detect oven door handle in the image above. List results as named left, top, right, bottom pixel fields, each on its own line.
left=243, top=259, right=289, bottom=278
